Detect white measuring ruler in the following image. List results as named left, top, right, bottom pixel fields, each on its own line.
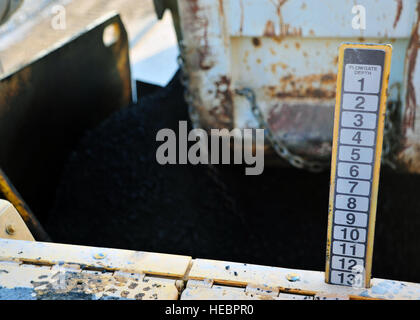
left=325, top=43, right=392, bottom=288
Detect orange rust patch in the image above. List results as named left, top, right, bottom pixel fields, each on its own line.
left=403, top=2, right=420, bottom=135
left=218, top=0, right=224, bottom=16
left=243, top=50, right=249, bottom=64
left=211, top=76, right=234, bottom=129
left=393, top=0, right=403, bottom=29
left=271, top=62, right=288, bottom=74
left=295, top=42, right=301, bottom=50
left=264, top=20, right=276, bottom=37
left=265, top=73, right=337, bottom=99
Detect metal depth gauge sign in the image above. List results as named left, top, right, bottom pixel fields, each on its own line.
left=325, top=43, right=392, bottom=288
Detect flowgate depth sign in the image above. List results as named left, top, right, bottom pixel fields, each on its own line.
left=325, top=44, right=392, bottom=288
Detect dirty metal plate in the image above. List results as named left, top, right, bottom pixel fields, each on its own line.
left=0, top=13, right=132, bottom=221
left=187, top=258, right=420, bottom=300
left=325, top=44, right=392, bottom=288
left=181, top=285, right=312, bottom=300
left=0, top=239, right=192, bottom=278
left=0, top=261, right=179, bottom=300
left=0, top=200, right=34, bottom=241
left=228, top=0, right=414, bottom=38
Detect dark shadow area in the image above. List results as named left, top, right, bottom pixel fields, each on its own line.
left=46, top=73, right=420, bottom=284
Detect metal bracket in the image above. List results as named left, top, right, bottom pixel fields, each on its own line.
left=0, top=200, right=34, bottom=241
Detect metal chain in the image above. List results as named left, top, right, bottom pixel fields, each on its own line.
left=178, top=45, right=398, bottom=172
left=236, top=88, right=329, bottom=172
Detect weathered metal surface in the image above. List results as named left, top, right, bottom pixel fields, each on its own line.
left=177, top=0, right=420, bottom=172
left=1, top=238, right=419, bottom=300
left=0, top=13, right=132, bottom=222
left=0, top=261, right=179, bottom=300
left=0, top=239, right=192, bottom=278
left=0, top=200, right=34, bottom=241
left=187, top=259, right=420, bottom=300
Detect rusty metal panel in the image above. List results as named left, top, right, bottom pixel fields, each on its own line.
left=228, top=0, right=415, bottom=38
left=177, top=0, right=420, bottom=172
left=187, top=258, right=420, bottom=300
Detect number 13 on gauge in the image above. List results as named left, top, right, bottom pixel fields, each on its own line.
left=325, top=43, right=392, bottom=288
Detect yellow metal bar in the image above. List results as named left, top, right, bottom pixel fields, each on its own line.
left=0, top=168, right=51, bottom=241
left=325, top=43, right=393, bottom=288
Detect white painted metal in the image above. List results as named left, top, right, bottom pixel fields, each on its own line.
left=177, top=0, right=420, bottom=171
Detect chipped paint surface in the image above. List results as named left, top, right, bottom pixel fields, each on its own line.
left=187, top=259, right=420, bottom=300
left=0, top=261, right=179, bottom=300
left=0, top=239, right=192, bottom=278
left=396, top=2, right=420, bottom=172
left=177, top=0, right=420, bottom=170
left=1, top=239, right=419, bottom=300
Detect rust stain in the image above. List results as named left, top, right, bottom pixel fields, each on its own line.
left=209, top=76, right=234, bottom=128
left=295, top=42, right=301, bottom=50
left=393, top=0, right=403, bottom=29
left=243, top=50, right=249, bottom=64
left=280, top=24, right=302, bottom=37
left=271, top=62, right=288, bottom=74
left=252, top=37, right=262, bottom=47
left=186, top=0, right=214, bottom=70
left=265, top=0, right=302, bottom=38
left=266, top=73, right=337, bottom=99
left=402, top=2, right=420, bottom=135
left=264, top=20, right=276, bottom=37
left=198, top=19, right=212, bottom=70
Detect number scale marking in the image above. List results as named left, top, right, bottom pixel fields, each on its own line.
left=325, top=44, right=392, bottom=288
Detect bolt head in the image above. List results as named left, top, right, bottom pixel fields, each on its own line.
left=286, top=273, right=300, bottom=282
left=94, top=253, right=106, bottom=260
left=5, top=224, right=15, bottom=235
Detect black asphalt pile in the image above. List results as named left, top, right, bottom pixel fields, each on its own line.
left=47, top=73, right=420, bottom=283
